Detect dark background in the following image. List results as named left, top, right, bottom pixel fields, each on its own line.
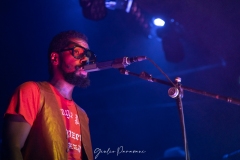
left=1, top=0, right=240, bottom=160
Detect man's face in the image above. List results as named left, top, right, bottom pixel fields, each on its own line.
left=59, top=38, right=90, bottom=88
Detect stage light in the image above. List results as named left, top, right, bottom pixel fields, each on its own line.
left=105, top=0, right=133, bottom=13
left=156, top=19, right=185, bottom=63
left=79, top=0, right=107, bottom=20
left=153, top=18, right=165, bottom=27
left=105, top=0, right=151, bottom=37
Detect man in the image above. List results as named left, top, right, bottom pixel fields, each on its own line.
left=2, top=30, right=94, bottom=160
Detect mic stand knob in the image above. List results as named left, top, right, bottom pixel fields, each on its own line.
left=168, top=87, right=179, bottom=98
left=168, top=77, right=183, bottom=99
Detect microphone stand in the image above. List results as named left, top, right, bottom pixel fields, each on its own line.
left=118, top=68, right=240, bottom=160
left=174, top=77, right=190, bottom=160
left=118, top=69, right=240, bottom=105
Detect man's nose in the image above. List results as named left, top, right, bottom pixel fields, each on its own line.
left=80, top=56, right=89, bottom=66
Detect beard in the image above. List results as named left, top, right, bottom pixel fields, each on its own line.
left=59, top=63, right=90, bottom=88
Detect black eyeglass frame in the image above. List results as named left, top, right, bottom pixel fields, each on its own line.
left=60, top=45, right=95, bottom=60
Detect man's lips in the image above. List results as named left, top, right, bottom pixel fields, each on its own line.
left=75, top=66, right=88, bottom=76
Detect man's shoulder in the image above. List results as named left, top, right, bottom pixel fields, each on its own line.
left=74, top=104, right=89, bottom=122
left=17, top=81, right=48, bottom=93
left=74, top=103, right=88, bottom=115
left=18, top=81, right=39, bottom=91
left=75, top=104, right=85, bottom=112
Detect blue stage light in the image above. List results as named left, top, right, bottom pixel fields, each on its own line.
left=153, top=18, right=165, bottom=27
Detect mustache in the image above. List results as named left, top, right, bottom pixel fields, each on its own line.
left=75, top=64, right=84, bottom=70
left=75, top=61, right=88, bottom=70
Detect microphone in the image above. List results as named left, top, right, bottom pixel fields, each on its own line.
left=83, top=56, right=147, bottom=72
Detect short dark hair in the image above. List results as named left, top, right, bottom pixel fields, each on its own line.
left=48, top=30, right=88, bottom=77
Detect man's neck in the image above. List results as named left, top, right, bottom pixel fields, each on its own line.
left=50, top=78, right=74, bottom=100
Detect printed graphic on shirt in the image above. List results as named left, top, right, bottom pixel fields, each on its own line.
left=60, top=108, right=81, bottom=156
left=66, top=129, right=81, bottom=141
left=60, top=109, right=80, bottom=125
left=60, top=109, right=73, bottom=119
left=68, top=142, right=81, bottom=153
left=75, top=114, right=80, bottom=125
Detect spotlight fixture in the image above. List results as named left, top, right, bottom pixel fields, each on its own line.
left=105, top=0, right=133, bottom=13
left=129, top=1, right=151, bottom=36
left=79, top=0, right=151, bottom=36
left=79, top=0, right=107, bottom=20
left=156, top=19, right=185, bottom=63
left=105, top=0, right=151, bottom=37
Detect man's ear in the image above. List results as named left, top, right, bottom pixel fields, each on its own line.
left=50, top=52, right=59, bottom=65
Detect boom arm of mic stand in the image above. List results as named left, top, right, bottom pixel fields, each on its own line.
left=119, top=68, right=240, bottom=105
left=120, top=68, right=191, bottom=160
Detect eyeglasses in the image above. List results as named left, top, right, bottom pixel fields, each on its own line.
left=60, top=45, right=95, bottom=60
